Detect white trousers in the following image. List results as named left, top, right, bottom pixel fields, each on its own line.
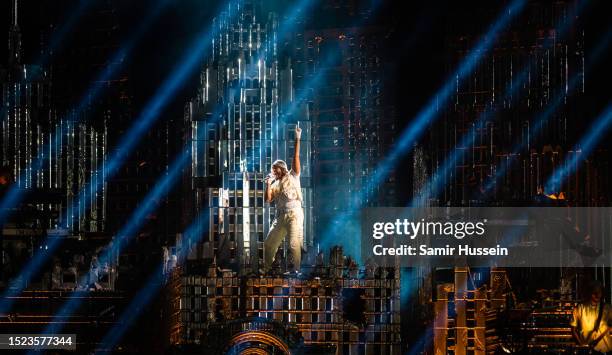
left=263, top=208, right=304, bottom=272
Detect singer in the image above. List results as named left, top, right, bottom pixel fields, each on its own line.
left=263, top=125, right=304, bottom=274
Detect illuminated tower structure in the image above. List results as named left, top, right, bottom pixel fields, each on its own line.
left=169, top=3, right=400, bottom=353
left=183, top=1, right=313, bottom=273
left=0, top=0, right=107, bottom=234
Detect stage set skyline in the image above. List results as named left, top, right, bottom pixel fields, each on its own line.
left=0, top=0, right=611, bottom=353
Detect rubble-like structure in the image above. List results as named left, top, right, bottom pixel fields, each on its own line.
left=432, top=267, right=585, bottom=354
left=167, top=247, right=400, bottom=354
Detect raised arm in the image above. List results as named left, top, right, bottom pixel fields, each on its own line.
left=292, top=126, right=301, bottom=175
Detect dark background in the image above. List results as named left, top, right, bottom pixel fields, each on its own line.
left=1, top=2, right=608, bottom=203
left=0, top=1, right=610, bottom=351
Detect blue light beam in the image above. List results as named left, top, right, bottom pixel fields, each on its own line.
left=0, top=0, right=172, bottom=315
left=411, top=69, right=529, bottom=206
left=482, top=28, right=612, bottom=196
left=96, top=209, right=210, bottom=353
left=416, top=1, right=590, bottom=205
left=545, top=103, right=612, bottom=194
left=35, top=0, right=93, bottom=68
left=63, top=0, right=240, bottom=235
left=0, top=0, right=172, bottom=225
left=317, top=0, right=527, bottom=253
left=32, top=148, right=190, bottom=340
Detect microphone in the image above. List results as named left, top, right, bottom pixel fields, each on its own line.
left=265, top=173, right=276, bottom=184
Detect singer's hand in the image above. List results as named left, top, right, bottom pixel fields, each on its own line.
left=265, top=174, right=274, bottom=185
left=295, top=126, right=302, bottom=140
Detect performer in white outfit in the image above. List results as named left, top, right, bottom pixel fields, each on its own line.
left=263, top=126, right=304, bottom=273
